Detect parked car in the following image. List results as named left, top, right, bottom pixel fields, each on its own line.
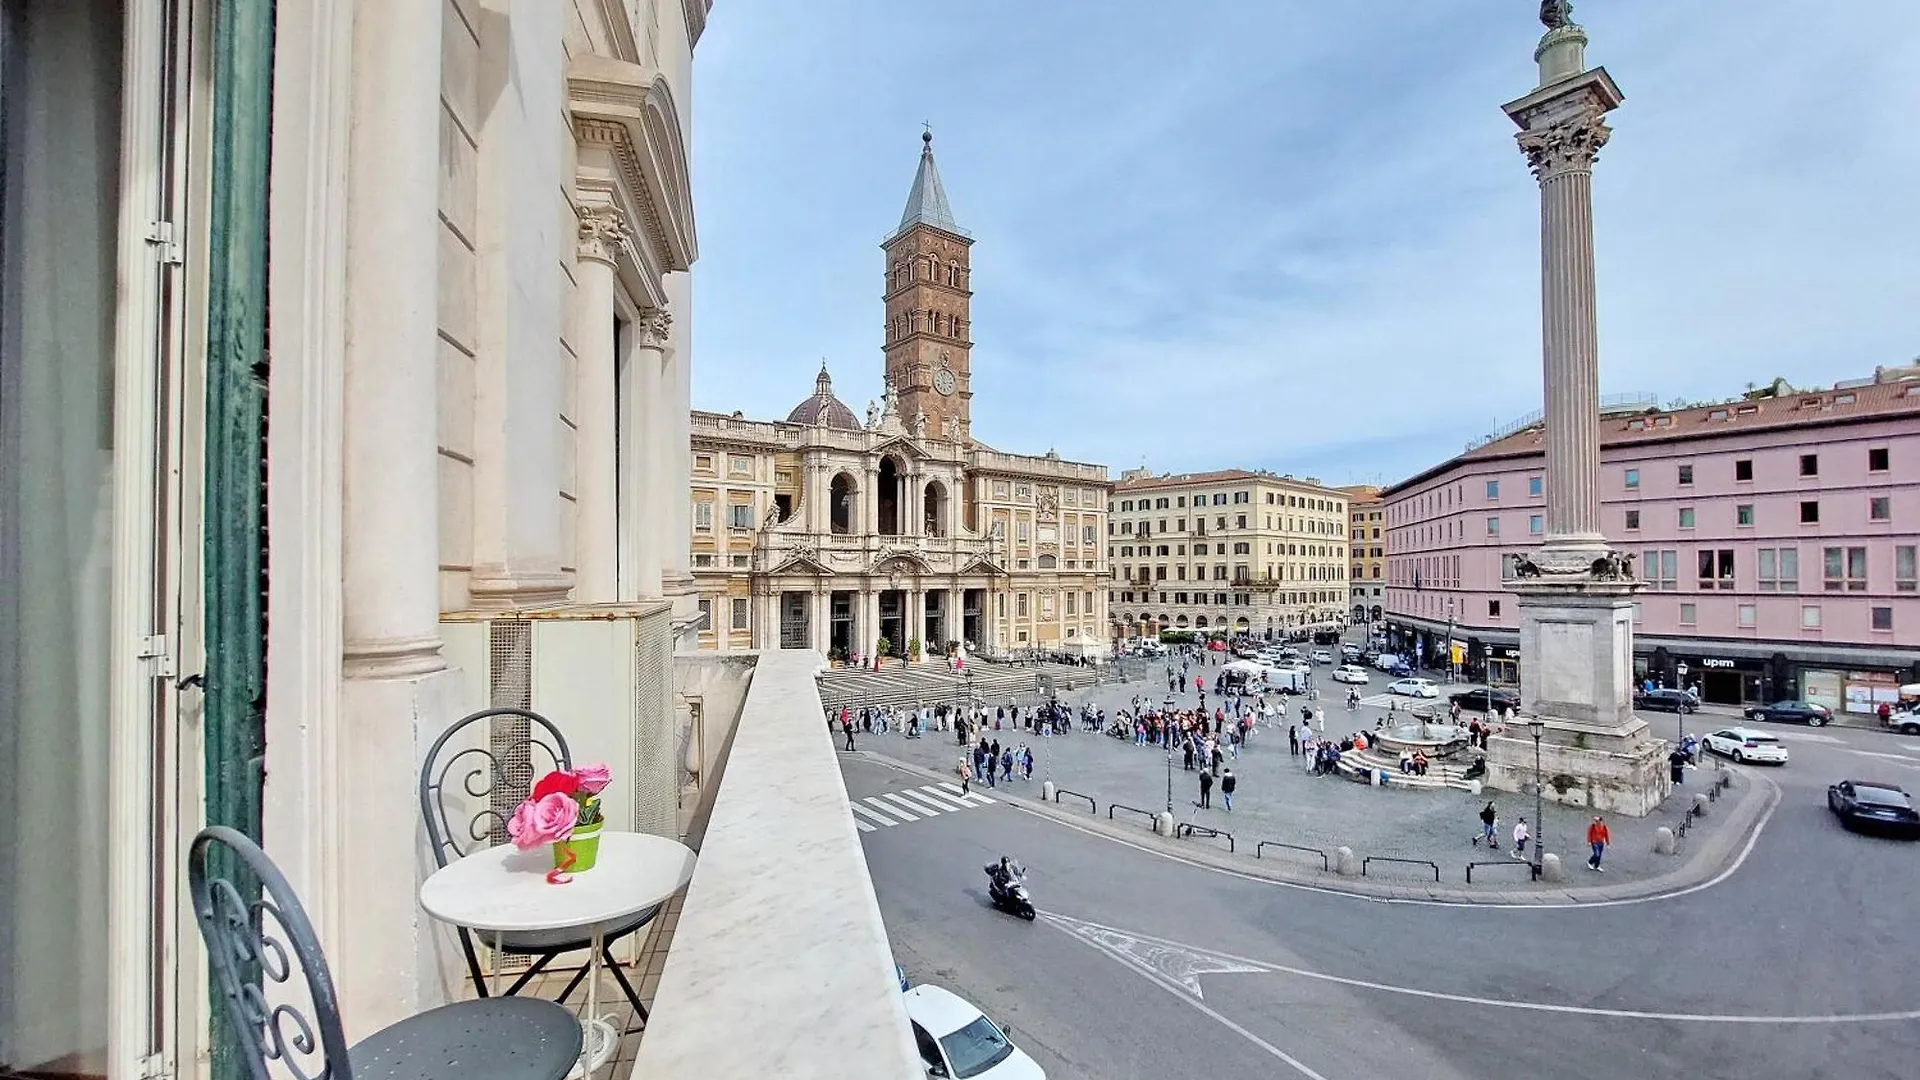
left=1743, top=700, right=1832, bottom=727
left=1373, top=653, right=1405, bottom=673
left=1310, top=649, right=1335, bottom=664
left=1388, top=677, right=1440, bottom=699
left=1331, top=665, right=1370, bottom=685
left=1449, top=687, right=1521, bottom=714
left=904, top=984, right=1046, bottom=1079
left=1703, top=727, right=1789, bottom=765
left=1886, top=713, right=1920, bottom=737
left=1635, top=688, right=1697, bottom=714
left=1827, top=780, right=1920, bottom=838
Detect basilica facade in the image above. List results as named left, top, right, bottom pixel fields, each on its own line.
left=690, top=135, right=1111, bottom=659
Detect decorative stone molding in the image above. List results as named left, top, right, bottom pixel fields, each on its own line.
left=568, top=57, right=697, bottom=273
left=1516, top=105, right=1611, bottom=180
left=681, top=0, right=711, bottom=48
left=577, top=204, right=631, bottom=265
left=635, top=306, right=673, bottom=348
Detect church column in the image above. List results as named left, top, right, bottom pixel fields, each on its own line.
left=469, top=0, right=570, bottom=607
left=620, top=309, right=672, bottom=598
left=909, top=588, right=926, bottom=655
left=864, top=463, right=880, bottom=536
left=949, top=586, right=965, bottom=649
left=811, top=583, right=830, bottom=655
left=905, top=467, right=922, bottom=537
left=571, top=206, right=625, bottom=601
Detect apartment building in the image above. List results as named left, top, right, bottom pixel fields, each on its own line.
left=1342, top=485, right=1386, bottom=623
left=1109, top=468, right=1349, bottom=639
left=1383, top=369, right=1920, bottom=713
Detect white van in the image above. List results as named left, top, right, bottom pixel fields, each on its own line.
left=1260, top=666, right=1311, bottom=694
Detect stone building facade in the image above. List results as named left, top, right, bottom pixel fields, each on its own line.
left=1108, top=468, right=1350, bottom=639
left=689, top=136, right=1110, bottom=659
left=1343, top=485, right=1385, bottom=622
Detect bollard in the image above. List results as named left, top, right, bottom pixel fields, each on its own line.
left=1540, top=852, right=1564, bottom=882
left=1335, top=846, right=1360, bottom=876
left=1042, top=780, right=1056, bottom=802
left=1155, top=811, right=1174, bottom=837
left=1653, top=826, right=1675, bottom=855
left=1692, top=792, right=1709, bottom=818
left=1465, top=779, right=1483, bottom=795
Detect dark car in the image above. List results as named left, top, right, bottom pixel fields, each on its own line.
left=1635, top=688, right=1696, bottom=714
left=1449, top=687, right=1521, bottom=714
left=1744, top=700, right=1832, bottom=727
left=1827, top=780, right=1920, bottom=838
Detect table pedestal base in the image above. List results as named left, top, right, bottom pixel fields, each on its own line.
left=567, top=1016, right=620, bottom=1080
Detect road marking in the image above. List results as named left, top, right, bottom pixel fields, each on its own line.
left=887, top=789, right=956, bottom=816
left=850, top=802, right=898, bottom=827
left=852, top=818, right=875, bottom=833
left=1846, top=750, right=1920, bottom=769
left=909, top=784, right=977, bottom=811
left=870, top=793, right=926, bottom=819
left=1783, top=732, right=1845, bottom=744
left=938, top=781, right=996, bottom=805
left=1045, top=912, right=1920, bottom=1025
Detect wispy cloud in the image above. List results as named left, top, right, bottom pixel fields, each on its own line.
left=690, top=1, right=1920, bottom=484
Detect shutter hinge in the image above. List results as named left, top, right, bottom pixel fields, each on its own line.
left=137, top=1054, right=173, bottom=1080
left=145, top=221, right=183, bottom=265
left=138, top=634, right=178, bottom=679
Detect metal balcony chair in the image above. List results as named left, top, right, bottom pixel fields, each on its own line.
left=189, top=825, right=582, bottom=1080
left=419, top=707, right=657, bottom=1021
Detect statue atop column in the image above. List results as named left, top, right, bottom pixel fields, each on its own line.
left=1539, top=0, right=1573, bottom=29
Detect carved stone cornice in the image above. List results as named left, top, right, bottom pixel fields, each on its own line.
left=577, top=204, right=631, bottom=266
left=568, top=56, right=697, bottom=272
left=635, top=306, right=673, bottom=348
left=1516, top=104, right=1610, bottom=180
left=681, top=0, right=712, bottom=48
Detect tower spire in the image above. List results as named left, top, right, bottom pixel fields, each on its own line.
left=893, top=129, right=959, bottom=238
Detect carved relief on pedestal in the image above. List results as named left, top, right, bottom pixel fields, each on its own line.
left=1515, top=103, right=1611, bottom=179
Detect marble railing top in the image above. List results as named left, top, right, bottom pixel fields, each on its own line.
left=628, top=649, right=922, bottom=1079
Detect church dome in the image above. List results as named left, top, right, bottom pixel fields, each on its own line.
left=785, top=363, right=863, bottom=430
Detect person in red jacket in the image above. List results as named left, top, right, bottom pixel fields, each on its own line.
left=1586, top=816, right=1611, bottom=872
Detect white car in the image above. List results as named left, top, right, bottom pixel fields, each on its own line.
left=1311, top=649, right=1335, bottom=664
left=1704, top=727, right=1789, bottom=766
left=905, top=984, right=1045, bottom=1079
left=1387, top=677, right=1439, bottom=698
left=1331, top=665, right=1370, bottom=685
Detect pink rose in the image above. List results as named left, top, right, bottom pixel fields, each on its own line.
left=507, top=791, right=578, bottom=848
left=571, top=764, right=612, bottom=795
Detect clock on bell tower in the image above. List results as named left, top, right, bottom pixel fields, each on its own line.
left=881, top=130, right=973, bottom=443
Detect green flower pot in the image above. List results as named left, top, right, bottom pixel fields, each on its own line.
left=552, top=819, right=602, bottom=873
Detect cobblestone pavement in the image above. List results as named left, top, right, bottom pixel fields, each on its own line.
left=849, top=660, right=1756, bottom=888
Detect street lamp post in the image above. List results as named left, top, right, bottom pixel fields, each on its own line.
left=1445, top=598, right=1457, bottom=685
left=1528, top=717, right=1546, bottom=880
left=1163, top=695, right=1177, bottom=815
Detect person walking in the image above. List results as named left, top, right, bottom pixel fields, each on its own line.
left=1512, top=817, right=1530, bottom=859
left=1586, top=815, right=1611, bottom=872
left=1197, top=767, right=1214, bottom=809
left=957, top=754, right=972, bottom=796
left=842, top=715, right=857, bottom=752
left=1220, top=768, right=1236, bottom=812
left=1288, top=723, right=1301, bottom=756
left=1475, top=800, right=1498, bottom=848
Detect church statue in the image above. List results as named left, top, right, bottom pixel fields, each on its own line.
left=1539, top=0, right=1572, bottom=29
left=911, top=410, right=928, bottom=439
left=865, top=399, right=879, bottom=428
left=882, top=374, right=900, bottom=416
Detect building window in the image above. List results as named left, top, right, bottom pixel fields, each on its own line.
left=1870, top=496, right=1891, bottom=521
left=1016, top=593, right=1029, bottom=618
left=1017, top=521, right=1031, bottom=542
left=730, top=554, right=749, bottom=568
left=1645, top=549, right=1679, bottom=591
left=694, top=501, right=713, bottom=531
left=1897, top=545, right=1917, bottom=591
left=1678, top=507, right=1695, bottom=529
left=1869, top=447, right=1890, bottom=472
left=1234, top=542, right=1250, bottom=554
left=1738, top=603, right=1756, bottom=628
left=1624, top=509, right=1640, bottom=530
left=1624, top=469, right=1639, bottom=489
left=1678, top=464, right=1693, bottom=485
left=1632, top=602, right=1643, bottom=622
left=728, top=455, right=753, bottom=477
left=1083, top=525, right=1097, bottom=543
left=1679, top=603, right=1697, bottom=626
left=1801, top=605, right=1821, bottom=629
left=1528, top=475, right=1543, bottom=497
left=1488, top=599, right=1501, bottom=618
left=1734, top=458, right=1753, bottom=481
left=1756, top=547, right=1798, bottom=592
left=728, top=503, right=755, bottom=530
left=694, top=454, right=714, bottom=472
left=730, top=597, right=749, bottom=630
left=693, top=553, right=713, bottom=567
left=1528, top=514, right=1543, bottom=535
left=1872, top=606, right=1894, bottom=631
left=1736, top=504, right=1754, bottom=527
left=1485, top=480, right=1499, bottom=499
left=1800, top=500, right=1819, bottom=524
left=697, top=598, right=712, bottom=627
left=1800, top=454, right=1818, bottom=477
left=1823, top=546, right=1868, bottom=591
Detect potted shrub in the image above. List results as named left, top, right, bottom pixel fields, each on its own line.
left=876, top=636, right=892, bottom=664
left=506, top=763, right=612, bottom=881
left=907, top=637, right=922, bottom=662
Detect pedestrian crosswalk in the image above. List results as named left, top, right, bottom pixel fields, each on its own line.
left=849, top=782, right=996, bottom=832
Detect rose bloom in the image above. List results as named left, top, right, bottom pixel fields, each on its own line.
left=507, top=791, right=579, bottom=848
left=530, top=770, right=580, bottom=801
left=572, top=763, right=612, bottom=795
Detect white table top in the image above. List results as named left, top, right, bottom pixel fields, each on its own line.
left=419, top=831, right=696, bottom=933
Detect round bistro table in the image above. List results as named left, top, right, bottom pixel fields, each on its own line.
left=420, top=831, right=696, bottom=1080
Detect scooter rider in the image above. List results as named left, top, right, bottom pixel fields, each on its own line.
left=985, top=856, right=1015, bottom=891
left=1347, top=688, right=1361, bottom=710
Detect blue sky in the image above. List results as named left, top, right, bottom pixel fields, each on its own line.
left=688, top=1, right=1920, bottom=487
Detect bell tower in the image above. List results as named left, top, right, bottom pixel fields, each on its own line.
left=881, top=130, right=973, bottom=443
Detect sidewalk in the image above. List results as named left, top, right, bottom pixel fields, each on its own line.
left=850, top=669, right=1767, bottom=900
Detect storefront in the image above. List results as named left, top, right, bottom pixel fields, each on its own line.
left=1803, top=668, right=1905, bottom=719
left=1486, top=644, right=1522, bottom=688
left=1638, top=649, right=1771, bottom=706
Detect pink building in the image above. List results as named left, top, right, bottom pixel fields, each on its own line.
left=1383, top=370, right=1920, bottom=714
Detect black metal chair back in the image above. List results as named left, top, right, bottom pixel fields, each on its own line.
left=189, top=826, right=352, bottom=1080
left=419, top=707, right=572, bottom=869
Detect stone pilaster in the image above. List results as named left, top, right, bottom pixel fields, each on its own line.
left=620, top=308, right=671, bottom=599
left=571, top=204, right=627, bottom=601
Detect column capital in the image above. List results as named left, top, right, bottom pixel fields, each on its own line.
left=1516, top=104, right=1611, bottom=180
left=635, top=306, right=673, bottom=348
left=577, top=204, right=630, bottom=266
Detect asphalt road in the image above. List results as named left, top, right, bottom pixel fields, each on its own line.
left=849, top=723, right=1920, bottom=1080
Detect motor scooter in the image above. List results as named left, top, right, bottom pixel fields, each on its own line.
left=985, top=862, right=1035, bottom=921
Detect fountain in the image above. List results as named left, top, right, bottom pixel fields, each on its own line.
left=1372, top=709, right=1472, bottom=760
